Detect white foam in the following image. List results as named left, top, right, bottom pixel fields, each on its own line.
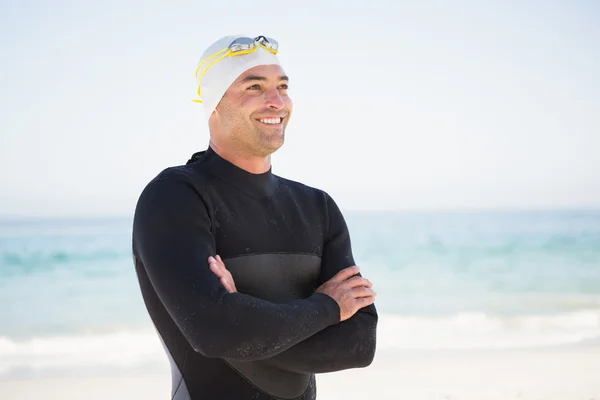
left=0, top=330, right=165, bottom=375
left=1, top=309, right=599, bottom=376
left=377, top=309, right=600, bottom=350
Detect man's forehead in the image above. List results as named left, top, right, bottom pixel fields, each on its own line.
left=235, top=65, right=288, bottom=83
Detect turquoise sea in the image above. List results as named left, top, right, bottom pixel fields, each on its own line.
left=1, top=210, right=599, bottom=378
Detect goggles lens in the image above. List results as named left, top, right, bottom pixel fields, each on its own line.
left=255, top=36, right=279, bottom=52
left=228, top=36, right=279, bottom=55
left=229, top=37, right=257, bottom=53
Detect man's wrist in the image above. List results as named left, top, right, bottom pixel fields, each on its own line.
left=309, top=292, right=341, bottom=324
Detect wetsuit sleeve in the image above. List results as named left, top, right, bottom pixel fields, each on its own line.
left=260, top=193, right=378, bottom=373
left=132, top=173, right=341, bottom=361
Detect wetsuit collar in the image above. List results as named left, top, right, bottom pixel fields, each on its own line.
left=188, top=146, right=279, bottom=198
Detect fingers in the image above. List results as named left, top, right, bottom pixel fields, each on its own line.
left=208, top=255, right=236, bottom=293
left=208, top=256, right=226, bottom=273
left=208, top=256, right=224, bottom=268
left=352, top=285, right=376, bottom=298
left=330, top=265, right=361, bottom=282
left=220, top=277, right=233, bottom=293
left=209, top=261, right=225, bottom=278
left=208, top=256, right=224, bottom=273
left=345, top=275, right=372, bottom=289
left=356, top=296, right=376, bottom=308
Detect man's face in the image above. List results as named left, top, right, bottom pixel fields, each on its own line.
left=211, top=64, right=293, bottom=157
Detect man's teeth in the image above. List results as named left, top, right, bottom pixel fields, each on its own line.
left=259, top=118, right=281, bottom=124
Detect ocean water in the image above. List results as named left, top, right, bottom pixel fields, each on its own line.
left=1, top=210, right=599, bottom=378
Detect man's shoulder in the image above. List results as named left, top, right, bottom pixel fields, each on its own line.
left=275, top=175, right=342, bottom=214
left=275, top=175, right=348, bottom=232
left=135, top=157, right=215, bottom=208
left=276, top=175, right=329, bottom=199
left=143, top=152, right=215, bottom=189
left=152, top=163, right=209, bottom=185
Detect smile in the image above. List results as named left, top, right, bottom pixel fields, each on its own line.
left=257, top=117, right=283, bottom=125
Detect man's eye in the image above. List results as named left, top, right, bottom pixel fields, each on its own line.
left=279, top=84, right=289, bottom=90
left=248, top=84, right=261, bottom=90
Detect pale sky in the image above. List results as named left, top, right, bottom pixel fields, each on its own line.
left=1, top=0, right=599, bottom=217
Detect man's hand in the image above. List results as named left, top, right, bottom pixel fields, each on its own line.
left=315, top=266, right=376, bottom=322
left=208, top=255, right=237, bottom=293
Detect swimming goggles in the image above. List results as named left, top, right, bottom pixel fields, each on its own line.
left=192, top=36, right=279, bottom=103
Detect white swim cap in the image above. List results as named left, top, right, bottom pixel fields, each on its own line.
left=194, top=34, right=282, bottom=120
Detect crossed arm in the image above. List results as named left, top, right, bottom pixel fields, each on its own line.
left=211, top=254, right=378, bottom=373
left=133, top=173, right=377, bottom=372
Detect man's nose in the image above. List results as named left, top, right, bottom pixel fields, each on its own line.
left=264, top=88, right=284, bottom=110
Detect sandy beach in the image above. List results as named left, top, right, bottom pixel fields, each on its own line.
left=2, top=342, right=599, bottom=400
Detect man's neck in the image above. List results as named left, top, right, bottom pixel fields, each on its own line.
left=208, top=140, right=271, bottom=174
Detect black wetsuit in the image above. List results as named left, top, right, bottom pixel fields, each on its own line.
left=132, top=146, right=378, bottom=400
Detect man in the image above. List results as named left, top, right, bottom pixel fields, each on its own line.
left=132, top=34, right=378, bottom=400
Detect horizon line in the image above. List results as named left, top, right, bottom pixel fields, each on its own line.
left=1, top=206, right=600, bottom=222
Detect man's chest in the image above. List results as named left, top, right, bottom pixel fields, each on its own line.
left=208, top=193, right=327, bottom=302
left=211, top=193, right=326, bottom=257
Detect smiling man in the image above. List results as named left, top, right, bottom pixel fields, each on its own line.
left=132, top=34, right=378, bottom=400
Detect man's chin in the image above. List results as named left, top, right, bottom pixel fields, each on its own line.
left=256, top=135, right=285, bottom=157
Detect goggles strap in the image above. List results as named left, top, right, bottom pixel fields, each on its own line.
left=195, top=47, right=229, bottom=79
left=196, top=50, right=233, bottom=96
left=192, top=36, right=279, bottom=102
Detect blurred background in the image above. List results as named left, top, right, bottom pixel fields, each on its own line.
left=1, top=0, right=599, bottom=398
